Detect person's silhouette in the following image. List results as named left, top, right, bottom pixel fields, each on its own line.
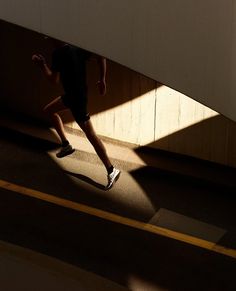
left=32, top=39, right=120, bottom=189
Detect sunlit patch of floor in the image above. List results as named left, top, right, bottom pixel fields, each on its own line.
left=47, top=151, right=157, bottom=218
left=128, top=275, right=168, bottom=291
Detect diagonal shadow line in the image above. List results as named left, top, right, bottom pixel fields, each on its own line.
left=64, top=170, right=105, bottom=190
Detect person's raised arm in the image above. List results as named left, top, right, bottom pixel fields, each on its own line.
left=32, top=53, right=59, bottom=84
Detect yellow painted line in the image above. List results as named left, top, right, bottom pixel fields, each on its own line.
left=0, top=179, right=236, bottom=259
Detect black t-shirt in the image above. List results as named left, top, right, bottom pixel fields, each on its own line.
left=51, top=44, right=91, bottom=94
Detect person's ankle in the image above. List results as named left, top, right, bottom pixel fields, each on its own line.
left=62, top=140, right=69, bottom=147
left=107, top=165, right=114, bottom=174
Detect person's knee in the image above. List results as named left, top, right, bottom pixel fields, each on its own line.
left=79, top=122, right=95, bottom=140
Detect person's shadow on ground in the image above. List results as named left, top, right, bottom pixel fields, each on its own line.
left=64, top=170, right=106, bottom=190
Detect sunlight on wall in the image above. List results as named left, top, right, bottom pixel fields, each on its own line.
left=89, top=85, right=219, bottom=146
left=91, top=89, right=156, bottom=145
left=155, top=86, right=219, bottom=141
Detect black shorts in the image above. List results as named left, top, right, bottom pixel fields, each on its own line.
left=61, top=89, right=90, bottom=123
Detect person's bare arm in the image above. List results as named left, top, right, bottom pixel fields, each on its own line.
left=95, top=55, right=107, bottom=95
left=32, top=54, right=59, bottom=84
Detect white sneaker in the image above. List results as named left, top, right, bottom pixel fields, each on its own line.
left=56, top=144, right=75, bottom=158
left=106, top=167, right=121, bottom=190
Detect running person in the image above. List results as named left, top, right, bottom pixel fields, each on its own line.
left=32, top=39, right=120, bottom=189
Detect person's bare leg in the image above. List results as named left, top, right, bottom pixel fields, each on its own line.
left=43, top=96, right=68, bottom=143
left=43, top=96, right=75, bottom=158
left=79, top=119, right=120, bottom=189
left=78, top=119, right=112, bottom=171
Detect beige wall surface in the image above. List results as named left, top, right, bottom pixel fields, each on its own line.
left=0, top=0, right=236, bottom=122
left=1, top=20, right=236, bottom=168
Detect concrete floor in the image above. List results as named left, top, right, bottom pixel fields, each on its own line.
left=0, top=240, right=129, bottom=291
left=1, top=114, right=236, bottom=290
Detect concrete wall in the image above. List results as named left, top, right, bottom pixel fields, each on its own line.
left=1, top=1, right=236, bottom=122
left=1, top=20, right=236, bottom=168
